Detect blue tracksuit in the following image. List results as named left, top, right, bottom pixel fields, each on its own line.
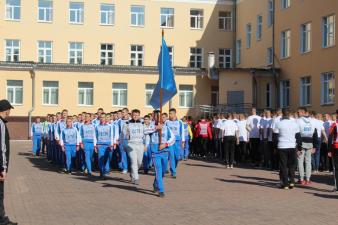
left=94, top=123, right=116, bottom=177
left=147, top=125, right=175, bottom=193
left=80, top=123, right=96, bottom=174
left=143, top=125, right=152, bottom=173
left=118, top=119, right=130, bottom=171
left=55, top=120, right=67, bottom=167
left=165, top=120, right=185, bottom=176
left=47, top=122, right=55, bottom=161
left=31, top=123, right=43, bottom=155
left=60, top=127, right=81, bottom=172
left=183, top=123, right=191, bottom=159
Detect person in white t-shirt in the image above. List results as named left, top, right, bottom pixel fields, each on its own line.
left=322, top=114, right=334, bottom=172
left=237, top=114, right=249, bottom=164
left=273, top=108, right=301, bottom=190
left=220, top=114, right=239, bottom=168
left=259, top=110, right=273, bottom=169
left=271, top=109, right=282, bottom=170
left=246, top=107, right=262, bottom=166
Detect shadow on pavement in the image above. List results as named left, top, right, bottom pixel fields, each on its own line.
left=304, top=192, right=338, bottom=199
left=184, top=163, right=224, bottom=169
left=215, top=178, right=278, bottom=189
left=18, top=152, right=61, bottom=173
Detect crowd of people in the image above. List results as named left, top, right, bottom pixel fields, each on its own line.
left=29, top=106, right=338, bottom=195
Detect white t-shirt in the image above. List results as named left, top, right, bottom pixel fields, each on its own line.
left=323, top=120, right=333, bottom=138
left=237, top=120, right=248, bottom=142
left=271, top=115, right=282, bottom=130
left=274, top=119, right=300, bottom=149
left=259, top=117, right=273, bottom=141
left=313, top=118, right=324, bottom=139
left=246, top=115, right=261, bottom=138
left=220, top=120, right=238, bottom=136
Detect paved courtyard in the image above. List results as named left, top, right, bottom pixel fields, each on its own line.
left=4, top=141, right=338, bottom=225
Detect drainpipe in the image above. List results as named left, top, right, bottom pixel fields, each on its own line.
left=272, top=0, right=278, bottom=109
left=232, top=0, right=237, bottom=68
left=28, top=63, right=36, bottom=139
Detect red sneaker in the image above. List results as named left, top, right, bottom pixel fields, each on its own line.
left=298, top=180, right=306, bottom=185
left=305, top=180, right=312, bottom=185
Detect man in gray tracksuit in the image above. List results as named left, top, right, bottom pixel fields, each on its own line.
left=296, top=107, right=318, bottom=185
left=122, top=109, right=145, bottom=185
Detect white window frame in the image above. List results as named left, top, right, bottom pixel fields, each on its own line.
left=280, top=80, right=290, bottom=108
left=42, top=81, right=59, bottom=106
left=5, top=0, right=21, bottom=21
left=78, top=82, right=94, bottom=106
left=322, top=14, right=336, bottom=48
left=167, top=46, right=174, bottom=66
left=179, top=85, right=194, bottom=108
left=219, top=48, right=232, bottom=69
left=38, top=0, right=53, bottom=23
left=131, top=5, right=145, bottom=27
left=69, top=2, right=84, bottom=24
left=280, top=29, right=291, bottom=58
left=112, top=83, right=128, bottom=107
left=190, top=9, right=204, bottom=29
left=281, top=0, right=290, bottom=9
left=246, top=23, right=251, bottom=48
left=257, top=15, right=262, bottom=41
left=130, top=45, right=144, bottom=66
left=219, top=11, right=232, bottom=31
left=145, top=83, right=156, bottom=107
left=321, top=72, right=335, bottom=105
left=5, top=39, right=20, bottom=62
left=267, top=47, right=273, bottom=65
left=100, top=3, right=114, bottom=26
left=6, top=80, right=23, bottom=105
left=37, top=41, right=53, bottom=63
left=267, top=0, right=273, bottom=27
left=236, top=39, right=241, bottom=64
left=68, top=42, right=83, bottom=64
left=266, top=82, right=272, bottom=108
left=300, top=22, right=311, bottom=53
left=300, top=76, right=311, bottom=106
left=189, top=47, right=203, bottom=68
left=100, top=43, right=114, bottom=65
left=160, top=8, right=174, bottom=28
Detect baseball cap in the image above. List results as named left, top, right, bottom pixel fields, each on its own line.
left=0, top=99, right=14, bottom=112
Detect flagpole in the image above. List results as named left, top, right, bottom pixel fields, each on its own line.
left=159, top=29, right=164, bottom=149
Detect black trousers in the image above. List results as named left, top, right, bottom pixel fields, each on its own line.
left=250, top=138, right=261, bottom=164
left=238, top=141, right=248, bottom=163
left=223, top=136, right=236, bottom=165
left=278, top=149, right=297, bottom=187
left=333, top=150, right=338, bottom=190
left=0, top=181, right=8, bottom=224
left=321, top=143, right=331, bottom=171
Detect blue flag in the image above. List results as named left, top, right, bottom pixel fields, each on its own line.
left=149, top=37, right=177, bottom=109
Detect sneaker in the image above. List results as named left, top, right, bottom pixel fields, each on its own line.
left=159, top=192, right=165, bottom=198
left=282, top=186, right=289, bottom=190
left=171, top=174, right=177, bottom=179
left=133, top=179, right=139, bottom=185
left=305, top=180, right=312, bottom=185
left=289, top=183, right=295, bottom=189
left=298, top=180, right=306, bottom=185
left=100, top=175, right=106, bottom=180
left=87, top=173, right=92, bottom=177
left=226, top=165, right=230, bottom=169
left=230, top=165, right=234, bottom=169
left=6, top=221, right=18, bottom=225
left=153, top=186, right=159, bottom=193
left=121, top=170, right=128, bottom=174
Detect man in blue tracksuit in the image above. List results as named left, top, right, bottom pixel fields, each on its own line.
left=55, top=110, right=68, bottom=171
left=165, top=108, right=185, bottom=178
left=143, top=115, right=152, bottom=174
left=145, top=111, right=175, bottom=198
left=79, top=113, right=96, bottom=177
left=118, top=108, right=130, bottom=174
left=60, top=117, right=81, bottom=174
left=47, top=115, right=55, bottom=162
left=182, top=116, right=193, bottom=161
left=31, top=117, right=43, bottom=156
left=94, top=113, right=117, bottom=179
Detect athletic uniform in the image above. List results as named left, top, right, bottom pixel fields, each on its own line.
left=31, top=122, right=43, bottom=156
left=60, top=127, right=81, bottom=172
left=79, top=123, right=96, bottom=175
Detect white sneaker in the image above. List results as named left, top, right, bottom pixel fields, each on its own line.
left=121, top=170, right=128, bottom=174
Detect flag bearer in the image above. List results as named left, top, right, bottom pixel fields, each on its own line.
left=94, top=113, right=117, bottom=179
left=182, top=116, right=193, bottom=161
left=79, top=113, right=96, bottom=177
left=60, top=117, right=81, bottom=174
left=30, top=117, right=43, bottom=156
left=165, top=108, right=185, bottom=178
left=146, top=111, right=175, bottom=197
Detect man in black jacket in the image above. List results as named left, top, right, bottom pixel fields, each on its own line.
left=0, top=99, right=17, bottom=225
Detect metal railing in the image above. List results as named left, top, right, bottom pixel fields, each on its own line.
left=194, top=103, right=256, bottom=118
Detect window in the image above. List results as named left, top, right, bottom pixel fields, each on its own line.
left=300, top=76, right=311, bottom=106
left=38, top=0, right=53, bottom=22
left=131, top=6, right=144, bottom=26
left=38, top=41, right=52, bottom=63
left=43, top=81, right=59, bottom=105
left=300, top=23, right=311, bottom=53
left=145, top=84, right=156, bottom=106
left=190, top=9, right=203, bottom=29
left=281, top=30, right=291, bottom=58
left=281, top=0, right=290, bottom=9
left=266, top=82, right=272, bottom=108
left=6, top=0, right=20, bottom=20
left=267, top=47, right=273, bottom=65
left=267, top=0, right=273, bottom=27
left=321, top=72, right=335, bottom=105
left=189, top=48, right=203, bottom=68
left=236, top=40, right=241, bottom=64
left=69, top=2, right=84, bottom=24
left=322, top=15, right=335, bottom=48
left=5, top=40, right=20, bottom=62
left=112, top=83, right=127, bottom=106
left=219, top=11, right=232, bottom=31
left=160, top=8, right=174, bottom=28
left=257, top=15, right=262, bottom=40
left=179, top=85, right=193, bottom=108
left=280, top=80, right=290, bottom=108
left=219, top=49, right=232, bottom=68
left=246, top=24, right=251, bottom=48
left=164, top=46, right=174, bottom=65
left=69, top=42, right=83, bottom=64
left=78, top=82, right=93, bottom=106
left=100, top=44, right=114, bottom=65
left=7, top=80, right=23, bottom=105
left=130, top=45, right=144, bottom=66
left=100, top=4, right=114, bottom=25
